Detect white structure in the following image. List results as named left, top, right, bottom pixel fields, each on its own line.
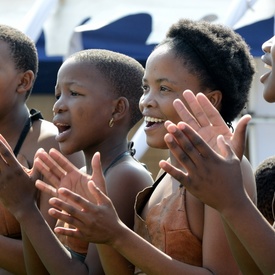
left=0, top=0, right=274, bottom=169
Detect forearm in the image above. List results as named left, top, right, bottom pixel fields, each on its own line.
left=0, top=235, right=26, bottom=274
left=16, top=204, right=88, bottom=275
left=221, top=196, right=275, bottom=275
left=221, top=219, right=262, bottom=275
left=96, top=244, right=134, bottom=275
left=111, top=223, right=211, bottom=275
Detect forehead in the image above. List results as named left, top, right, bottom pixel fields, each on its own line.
left=56, top=59, right=111, bottom=90
left=144, top=45, right=188, bottom=80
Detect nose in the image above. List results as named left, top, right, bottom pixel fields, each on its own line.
left=139, top=91, right=157, bottom=111
left=262, top=36, right=274, bottom=53
left=52, top=95, right=67, bottom=115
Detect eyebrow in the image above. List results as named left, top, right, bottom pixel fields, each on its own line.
left=143, top=77, right=178, bottom=85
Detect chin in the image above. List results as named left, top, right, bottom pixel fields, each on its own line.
left=146, top=138, right=168, bottom=150
left=59, top=144, right=76, bottom=156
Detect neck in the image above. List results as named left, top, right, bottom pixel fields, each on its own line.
left=0, top=105, right=30, bottom=144
left=84, top=140, right=129, bottom=175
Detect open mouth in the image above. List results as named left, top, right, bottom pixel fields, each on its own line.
left=55, top=123, right=71, bottom=133
left=264, top=63, right=272, bottom=70
left=144, top=116, right=165, bottom=127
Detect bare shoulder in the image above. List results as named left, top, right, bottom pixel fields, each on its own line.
left=105, top=157, right=153, bottom=191
left=104, top=157, right=153, bottom=227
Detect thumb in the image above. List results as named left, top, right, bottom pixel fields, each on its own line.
left=91, top=152, right=107, bottom=194
left=231, top=114, right=251, bottom=160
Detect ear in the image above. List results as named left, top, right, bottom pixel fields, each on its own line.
left=205, top=90, right=222, bottom=111
left=16, top=70, right=35, bottom=94
left=112, top=97, right=129, bottom=121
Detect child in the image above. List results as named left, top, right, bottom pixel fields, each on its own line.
left=34, top=19, right=257, bottom=274
left=0, top=49, right=153, bottom=274
left=0, top=24, right=84, bottom=274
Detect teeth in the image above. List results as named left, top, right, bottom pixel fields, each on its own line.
left=56, top=123, right=69, bottom=127
left=145, top=116, right=164, bottom=123
left=265, top=64, right=272, bottom=70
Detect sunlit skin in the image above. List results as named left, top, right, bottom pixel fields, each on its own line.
left=139, top=44, right=219, bottom=149
left=53, top=59, right=116, bottom=171
left=261, top=36, right=275, bottom=102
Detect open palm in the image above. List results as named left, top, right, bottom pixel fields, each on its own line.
left=35, top=149, right=106, bottom=204
left=175, top=90, right=250, bottom=160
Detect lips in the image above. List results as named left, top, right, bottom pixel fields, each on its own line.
left=144, top=116, right=165, bottom=128
left=54, top=122, right=71, bottom=142
left=260, top=71, right=271, bottom=84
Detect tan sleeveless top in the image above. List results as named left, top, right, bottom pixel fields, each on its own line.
left=134, top=173, right=202, bottom=274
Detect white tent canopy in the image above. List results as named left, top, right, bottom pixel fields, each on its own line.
left=0, top=0, right=274, bottom=169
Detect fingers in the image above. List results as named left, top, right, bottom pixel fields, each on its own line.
left=159, top=160, right=187, bottom=187
left=0, top=134, right=14, bottom=152
left=216, top=135, right=235, bottom=160
left=231, top=114, right=251, bottom=160
left=54, top=226, right=82, bottom=239
left=49, top=195, right=85, bottom=227
left=35, top=179, right=57, bottom=197
left=173, top=91, right=201, bottom=131
left=49, top=148, right=77, bottom=174
left=91, top=152, right=107, bottom=194
left=181, top=90, right=211, bottom=127
left=0, top=140, right=20, bottom=168
left=196, top=92, right=227, bottom=127
left=34, top=158, right=62, bottom=189
left=165, top=121, right=212, bottom=160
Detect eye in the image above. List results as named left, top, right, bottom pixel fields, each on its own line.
left=70, top=91, right=80, bottom=96
left=55, top=93, right=60, bottom=100
left=160, top=86, right=171, bottom=92
left=142, top=85, right=149, bottom=93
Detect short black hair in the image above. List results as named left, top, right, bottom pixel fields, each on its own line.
left=255, top=156, right=275, bottom=225
left=157, top=18, right=255, bottom=124
left=0, top=25, right=38, bottom=100
left=70, top=49, right=144, bottom=129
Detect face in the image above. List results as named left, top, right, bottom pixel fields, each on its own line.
left=139, top=45, right=207, bottom=149
left=261, top=36, right=275, bottom=102
left=53, top=58, right=115, bottom=155
left=0, top=41, right=24, bottom=118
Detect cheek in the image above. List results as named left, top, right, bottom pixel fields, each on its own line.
left=77, top=106, right=85, bottom=117
left=139, top=96, right=144, bottom=112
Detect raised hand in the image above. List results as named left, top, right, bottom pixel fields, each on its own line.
left=175, top=90, right=251, bottom=159
left=45, top=153, right=117, bottom=243
left=159, top=122, right=247, bottom=213
left=0, top=135, right=37, bottom=218
left=35, top=149, right=106, bottom=203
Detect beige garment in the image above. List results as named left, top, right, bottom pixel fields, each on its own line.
left=134, top=175, right=202, bottom=274
left=0, top=203, right=21, bottom=239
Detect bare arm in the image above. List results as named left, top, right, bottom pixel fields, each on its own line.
left=48, top=183, right=212, bottom=275
left=159, top=120, right=275, bottom=274
left=35, top=150, right=153, bottom=274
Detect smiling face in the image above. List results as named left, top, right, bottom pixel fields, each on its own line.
left=53, top=58, right=115, bottom=155
left=139, top=45, right=209, bottom=149
left=261, top=36, right=275, bottom=102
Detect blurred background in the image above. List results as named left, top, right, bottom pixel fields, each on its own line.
left=0, top=0, right=274, bottom=178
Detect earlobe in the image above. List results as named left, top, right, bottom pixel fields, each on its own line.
left=16, top=70, right=35, bottom=94
left=206, top=90, right=222, bottom=110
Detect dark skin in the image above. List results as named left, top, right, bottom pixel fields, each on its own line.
left=37, top=91, right=260, bottom=275
left=0, top=57, right=153, bottom=275
left=0, top=40, right=84, bottom=275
